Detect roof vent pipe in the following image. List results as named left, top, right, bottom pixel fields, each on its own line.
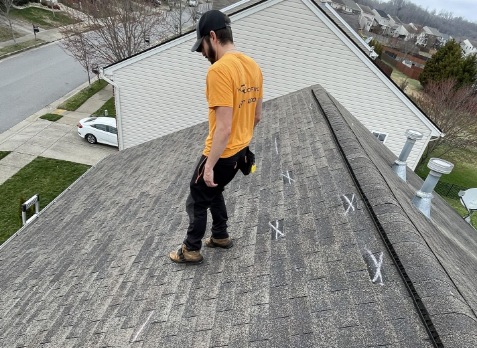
left=412, top=158, right=454, bottom=218
left=392, top=129, right=423, bottom=181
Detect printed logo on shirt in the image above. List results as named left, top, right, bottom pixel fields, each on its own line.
left=237, top=84, right=260, bottom=94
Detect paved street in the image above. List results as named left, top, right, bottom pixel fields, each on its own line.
left=0, top=42, right=87, bottom=133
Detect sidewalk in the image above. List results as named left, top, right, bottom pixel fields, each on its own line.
left=0, top=27, right=62, bottom=49
left=0, top=83, right=117, bottom=185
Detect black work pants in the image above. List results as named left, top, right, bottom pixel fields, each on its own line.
left=183, top=147, right=246, bottom=251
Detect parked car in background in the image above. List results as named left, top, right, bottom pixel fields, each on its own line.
left=77, top=117, right=118, bottom=147
left=188, top=0, right=198, bottom=6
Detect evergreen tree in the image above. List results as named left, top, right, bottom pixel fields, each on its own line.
left=419, top=39, right=477, bottom=88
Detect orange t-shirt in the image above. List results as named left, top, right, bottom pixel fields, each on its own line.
left=203, top=52, right=263, bottom=158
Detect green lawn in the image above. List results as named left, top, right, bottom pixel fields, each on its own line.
left=0, top=151, right=11, bottom=160
left=92, top=97, right=116, bottom=118
left=0, top=39, right=45, bottom=57
left=381, top=59, right=422, bottom=92
left=40, top=113, right=63, bottom=122
left=415, top=147, right=477, bottom=187
left=58, top=79, right=108, bottom=111
left=0, top=25, right=22, bottom=43
left=442, top=197, right=477, bottom=228
left=10, top=7, right=78, bottom=29
left=415, top=147, right=477, bottom=228
left=0, top=157, right=90, bottom=244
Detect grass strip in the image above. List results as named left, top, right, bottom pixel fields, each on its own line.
left=442, top=196, right=477, bottom=229
left=92, top=97, right=116, bottom=118
left=58, top=79, right=108, bottom=111
left=0, top=151, right=11, bottom=160
left=0, top=26, right=22, bottom=43
left=0, top=39, right=45, bottom=57
left=40, top=113, right=63, bottom=122
left=0, top=157, right=90, bottom=244
left=10, top=7, right=78, bottom=29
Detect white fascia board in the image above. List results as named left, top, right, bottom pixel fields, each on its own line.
left=301, top=0, right=441, bottom=137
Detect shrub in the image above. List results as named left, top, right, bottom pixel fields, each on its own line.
left=13, top=0, right=30, bottom=6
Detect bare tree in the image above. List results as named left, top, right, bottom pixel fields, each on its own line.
left=415, top=79, right=477, bottom=164
left=61, top=31, right=97, bottom=86
left=0, top=0, right=17, bottom=44
left=399, top=39, right=417, bottom=59
left=60, top=0, right=167, bottom=67
left=163, top=1, right=193, bottom=37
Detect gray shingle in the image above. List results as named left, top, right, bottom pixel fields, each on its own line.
left=1, top=85, right=476, bottom=347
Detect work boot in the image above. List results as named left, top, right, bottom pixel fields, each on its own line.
left=205, top=237, right=234, bottom=249
left=169, top=244, right=203, bottom=264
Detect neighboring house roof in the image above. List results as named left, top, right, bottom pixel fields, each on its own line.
left=331, top=0, right=346, bottom=5
left=389, top=15, right=402, bottom=24
left=424, top=26, right=441, bottom=36
left=1, top=85, right=476, bottom=347
left=440, top=33, right=451, bottom=40
left=403, top=24, right=418, bottom=34
left=340, top=0, right=360, bottom=11
left=375, top=9, right=388, bottom=18
left=469, top=39, right=477, bottom=47
left=333, top=9, right=361, bottom=33
left=357, top=4, right=374, bottom=15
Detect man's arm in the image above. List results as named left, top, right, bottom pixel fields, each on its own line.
left=254, top=98, right=263, bottom=128
left=203, top=106, right=233, bottom=187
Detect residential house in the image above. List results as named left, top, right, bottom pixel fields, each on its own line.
left=1, top=85, right=476, bottom=347
left=461, top=38, right=477, bottom=56
left=101, top=0, right=441, bottom=170
left=371, top=9, right=391, bottom=35
left=387, top=14, right=402, bottom=32
left=416, top=26, right=442, bottom=48
left=329, top=0, right=346, bottom=11
left=392, top=23, right=419, bottom=41
left=439, top=33, right=452, bottom=47
left=357, top=4, right=376, bottom=32
left=338, top=0, right=361, bottom=14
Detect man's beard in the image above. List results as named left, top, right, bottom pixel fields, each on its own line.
left=207, top=44, right=217, bottom=65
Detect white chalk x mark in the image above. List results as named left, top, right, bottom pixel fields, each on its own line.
left=281, top=170, right=296, bottom=184
left=366, top=250, right=384, bottom=285
left=131, top=310, right=154, bottom=342
left=269, top=220, right=285, bottom=240
left=342, top=193, right=357, bottom=215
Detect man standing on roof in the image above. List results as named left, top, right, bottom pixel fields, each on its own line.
left=169, top=10, right=263, bottom=264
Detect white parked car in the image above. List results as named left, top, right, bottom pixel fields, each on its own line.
left=77, top=117, right=118, bottom=147
left=188, top=0, right=198, bottom=6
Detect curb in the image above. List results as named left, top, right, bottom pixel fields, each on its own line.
left=0, top=41, right=51, bottom=61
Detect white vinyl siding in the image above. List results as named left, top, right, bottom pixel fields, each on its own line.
left=107, top=0, right=435, bottom=169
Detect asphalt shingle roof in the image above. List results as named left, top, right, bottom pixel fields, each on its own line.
left=358, top=4, right=374, bottom=15
left=375, top=9, right=388, bottom=18
left=1, top=85, right=476, bottom=347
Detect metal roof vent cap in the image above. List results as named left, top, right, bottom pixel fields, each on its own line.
left=392, top=129, right=423, bottom=181
left=412, top=158, right=454, bottom=218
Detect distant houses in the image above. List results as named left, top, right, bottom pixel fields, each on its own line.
left=461, top=39, right=477, bottom=56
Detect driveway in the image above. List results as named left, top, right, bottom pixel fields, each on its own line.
left=0, top=84, right=117, bottom=185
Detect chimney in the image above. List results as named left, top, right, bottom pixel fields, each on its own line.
left=392, top=129, right=423, bottom=181
left=412, top=158, right=454, bottom=218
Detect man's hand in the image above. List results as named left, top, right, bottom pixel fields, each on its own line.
left=203, top=164, right=218, bottom=187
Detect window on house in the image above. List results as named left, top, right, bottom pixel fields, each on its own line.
left=372, top=131, right=389, bottom=143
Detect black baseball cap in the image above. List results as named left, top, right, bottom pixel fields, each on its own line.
left=191, top=10, right=230, bottom=52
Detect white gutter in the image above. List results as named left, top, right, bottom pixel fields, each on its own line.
left=100, top=68, right=124, bottom=150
